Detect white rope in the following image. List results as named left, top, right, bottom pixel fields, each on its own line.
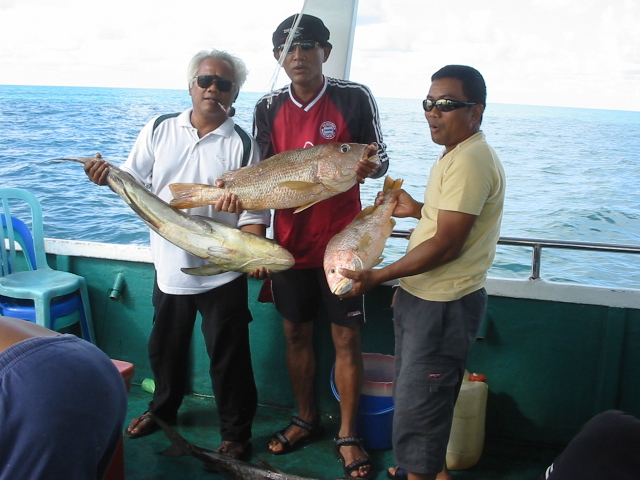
left=265, top=0, right=310, bottom=99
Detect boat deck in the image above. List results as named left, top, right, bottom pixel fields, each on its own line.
left=122, top=387, right=561, bottom=480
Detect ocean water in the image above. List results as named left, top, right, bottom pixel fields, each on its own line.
left=1, top=84, right=639, bottom=289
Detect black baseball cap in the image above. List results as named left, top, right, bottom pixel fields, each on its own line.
left=272, top=14, right=332, bottom=51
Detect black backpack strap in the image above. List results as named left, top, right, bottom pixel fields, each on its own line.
left=234, top=124, right=252, bottom=167
left=152, top=113, right=180, bottom=136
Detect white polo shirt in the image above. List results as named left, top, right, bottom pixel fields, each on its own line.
left=121, top=109, right=270, bottom=294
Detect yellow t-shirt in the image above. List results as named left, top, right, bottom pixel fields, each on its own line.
left=399, top=132, right=505, bottom=302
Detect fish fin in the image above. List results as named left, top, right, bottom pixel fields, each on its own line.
left=357, top=232, right=373, bottom=252
left=293, top=199, right=324, bottom=213
left=192, top=215, right=229, bottom=234
left=321, top=175, right=356, bottom=192
left=150, top=414, right=192, bottom=458
left=181, top=263, right=227, bottom=276
left=160, top=444, right=188, bottom=458
left=278, top=180, right=319, bottom=191
left=169, top=183, right=216, bottom=209
left=353, top=205, right=377, bottom=221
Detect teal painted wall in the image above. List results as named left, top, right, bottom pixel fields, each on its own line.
left=63, top=253, right=639, bottom=446
left=467, top=298, right=640, bottom=445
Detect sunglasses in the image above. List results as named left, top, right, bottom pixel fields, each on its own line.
left=423, top=98, right=477, bottom=112
left=277, top=41, right=319, bottom=54
left=195, top=75, right=234, bottom=92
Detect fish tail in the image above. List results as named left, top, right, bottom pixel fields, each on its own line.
left=383, top=176, right=404, bottom=192
left=151, top=414, right=193, bottom=458
left=169, top=183, right=215, bottom=209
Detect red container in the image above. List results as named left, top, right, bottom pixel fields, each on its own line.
left=105, top=359, right=135, bottom=480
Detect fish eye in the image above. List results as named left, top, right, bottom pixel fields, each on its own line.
left=340, top=144, right=350, bottom=153
left=330, top=268, right=335, bottom=273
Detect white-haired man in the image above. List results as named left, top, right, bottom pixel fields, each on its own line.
left=84, top=49, right=269, bottom=459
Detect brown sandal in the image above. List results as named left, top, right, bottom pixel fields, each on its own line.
left=215, top=441, right=252, bottom=460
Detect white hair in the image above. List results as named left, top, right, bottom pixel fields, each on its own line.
left=187, top=49, right=249, bottom=92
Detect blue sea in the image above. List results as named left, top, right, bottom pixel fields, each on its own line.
left=1, top=84, right=639, bottom=289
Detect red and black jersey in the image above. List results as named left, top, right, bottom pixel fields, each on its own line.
left=253, top=76, right=389, bottom=268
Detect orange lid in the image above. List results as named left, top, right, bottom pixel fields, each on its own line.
left=468, top=372, right=486, bottom=382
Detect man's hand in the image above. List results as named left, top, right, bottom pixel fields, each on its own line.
left=238, top=223, right=271, bottom=279
left=355, top=142, right=379, bottom=183
left=337, top=268, right=382, bottom=298
left=214, top=192, right=244, bottom=214
left=376, top=189, right=423, bottom=219
left=249, top=266, right=271, bottom=280
left=83, top=153, right=110, bottom=186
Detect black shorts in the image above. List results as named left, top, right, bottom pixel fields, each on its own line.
left=271, top=267, right=365, bottom=327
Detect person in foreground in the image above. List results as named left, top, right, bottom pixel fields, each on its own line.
left=541, top=410, right=640, bottom=479
left=84, top=49, right=270, bottom=459
left=252, top=13, right=388, bottom=480
left=0, top=315, right=127, bottom=480
left=340, top=65, right=505, bottom=480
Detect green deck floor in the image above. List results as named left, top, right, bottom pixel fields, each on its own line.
left=122, top=386, right=561, bottom=480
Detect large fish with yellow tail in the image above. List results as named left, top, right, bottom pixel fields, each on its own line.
left=169, top=142, right=379, bottom=213
left=51, top=157, right=295, bottom=276
left=324, top=176, right=403, bottom=295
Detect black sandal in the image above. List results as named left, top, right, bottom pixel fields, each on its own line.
left=334, top=436, right=374, bottom=479
left=268, top=416, right=324, bottom=455
left=387, top=466, right=408, bottom=480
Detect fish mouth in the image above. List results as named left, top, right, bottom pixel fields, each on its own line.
left=331, top=277, right=353, bottom=296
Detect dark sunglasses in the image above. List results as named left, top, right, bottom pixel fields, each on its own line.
left=277, top=41, right=318, bottom=54
left=423, top=98, right=477, bottom=112
left=195, top=75, right=234, bottom=92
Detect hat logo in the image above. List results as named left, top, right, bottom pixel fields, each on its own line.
left=319, top=121, right=337, bottom=140
left=284, top=26, right=305, bottom=35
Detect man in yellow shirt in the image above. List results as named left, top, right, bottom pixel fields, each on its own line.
left=340, top=65, right=505, bottom=480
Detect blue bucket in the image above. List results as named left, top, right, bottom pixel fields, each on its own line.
left=330, top=353, right=395, bottom=450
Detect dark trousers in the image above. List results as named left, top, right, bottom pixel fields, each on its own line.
left=148, top=274, right=257, bottom=443
left=392, top=287, right=487, bottom=475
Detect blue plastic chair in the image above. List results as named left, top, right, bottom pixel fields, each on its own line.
left=0, top=188, right=95, bottom=343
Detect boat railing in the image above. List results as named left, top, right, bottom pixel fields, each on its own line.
left=390, top=230, right=640, bottom=280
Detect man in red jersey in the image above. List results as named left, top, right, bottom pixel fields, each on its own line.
left=252, top=13, right=388, bottom=480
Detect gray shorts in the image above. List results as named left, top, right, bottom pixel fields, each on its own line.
left=392, top=287, right=487, bottom=475
left=271, top=267, right=365, bottom=327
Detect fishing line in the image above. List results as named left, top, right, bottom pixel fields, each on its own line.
left=266, top=0, right=310, bottom=104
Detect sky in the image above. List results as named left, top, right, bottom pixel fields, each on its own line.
left=1, top=0, right=639, bottom=111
